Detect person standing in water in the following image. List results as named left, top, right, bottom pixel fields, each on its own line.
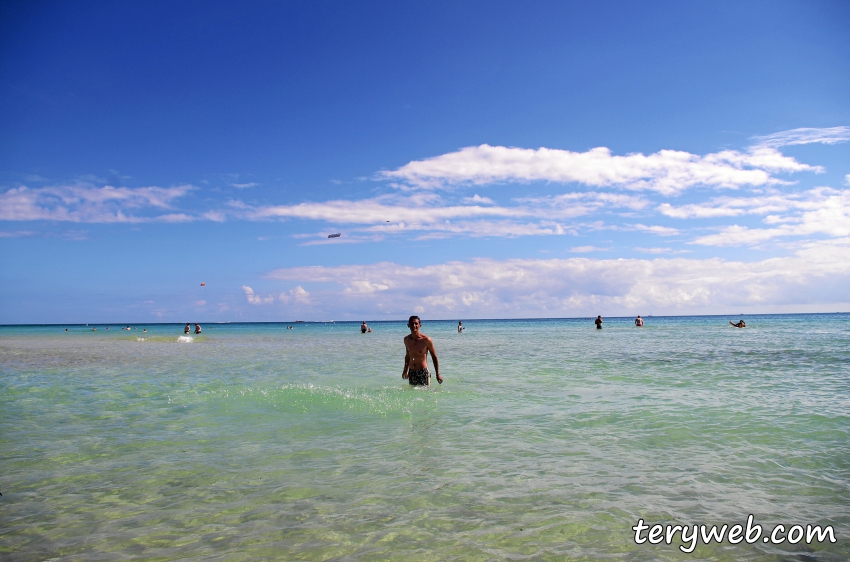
left=595, top=315, right=603, bottom=329
left=184, top=323, right=191, bottom=334
left=194, top=323, right=202, bottom=334
left=361, top=321, right=368, bottom=333
left=457, top=321, right=464, bottom=333
left=402, top=316, right=442, bottom=386
left=635, top=315, right=643, bottom=327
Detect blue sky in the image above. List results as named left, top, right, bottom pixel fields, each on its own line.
left=2, top=0, right=849, bottom=323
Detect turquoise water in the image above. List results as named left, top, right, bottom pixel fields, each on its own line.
left=1, top=315, right=848, bottom=560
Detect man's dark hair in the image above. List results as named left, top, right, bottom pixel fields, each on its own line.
left=407, top=315, right=420, bottom=328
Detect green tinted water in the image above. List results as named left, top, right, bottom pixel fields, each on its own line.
left=1, top=316, right=848, bottom=560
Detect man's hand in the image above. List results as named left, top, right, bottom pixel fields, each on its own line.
left=402, top=371, right=409, bottom=379
left=436, top=373, right=443, bottom=384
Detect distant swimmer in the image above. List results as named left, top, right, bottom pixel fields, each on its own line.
left=635, top=315, right=643, bottom=327
left=184, top=323, right=191, bottom=334
left=361, top=321, right=368, bottom=334
left=595, top=315, right=603, bottom=330
left=65, top=328, right=68, bottom=332
left=367, top=327, right=372, bottom=333
left=92, top=327, right=96, bottom=331
left=458, top=321, right=464, bottom=333
left=194, top=323, right=202, bottom=334
left=730, top=320, right=746, bottom=328
left=402, top=316, right=442, bottom=386
left=143, top=328, right=147, bottom=332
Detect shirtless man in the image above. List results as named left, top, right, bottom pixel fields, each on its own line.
left=402, top=316, right=442, bottom=385
left=194, top=323, right=202, bottom=334
left=595, top=315, right=603, bottom=329
left=635, top=315, right=643, bottom=327
left=184, top=323, right=191, bottom=334
left=730, top=320, right=746, bottom=328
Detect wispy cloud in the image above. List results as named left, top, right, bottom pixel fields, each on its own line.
left=656, top=188, right=850, bottom=246
left=236, top=191, right=658, bottom=242
left=231, top=182, right=259, bottom=189
left=379, top=144, right=818, bottom=195
left=749, top=126, right=850, bottom=149
left=0, top=183, right=196, bottom=223
left=634, top=247, right=690, bottom=255
left=631, top=223, right=680, bottom=236
left=264, top=239, right=850, bottom=317
left=570, top=245, right=609, bottom=253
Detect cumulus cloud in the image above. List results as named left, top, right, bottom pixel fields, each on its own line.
left=264, top=240, right=850, bottom=317
left=242, top=285, right=274, bottom=305
left=379, top=144, right=818, bottom=195
left=279, top=285, right=310, bottom=304
left=750, top=126, right=850, bottom=149
left=0, top=183, right=196, bottom=223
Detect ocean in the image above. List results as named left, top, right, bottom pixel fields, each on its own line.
left=1, top=315, right=848, bottom=560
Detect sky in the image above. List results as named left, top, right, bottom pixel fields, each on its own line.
left=1, top=0, right=849, bottom=323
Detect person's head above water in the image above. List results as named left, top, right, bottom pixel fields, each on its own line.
left=408, top=315, right=421, bottom=331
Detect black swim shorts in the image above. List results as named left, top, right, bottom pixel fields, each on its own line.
left=408, top=367, right=430, bottom=386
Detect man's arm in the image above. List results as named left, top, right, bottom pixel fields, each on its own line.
left=427, top=338, right=442, bottom=384
left=402, top=346, right=410, bottom=379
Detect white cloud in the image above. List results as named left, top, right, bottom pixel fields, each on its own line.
left=203, top=211, right=227, bottom=222
left=0, top=183, right=196, bottom=223
left=570, top=245, right=609, bottom=253
left=634, top=247, right=690, bottom=255
left=240, top=193, right=525, bottom=224
left=366, top=219, right=566, bottom=239
left=750, top=126, right=850, bottom=149
left=242, top=285, right=274, bottom=305
left=631, top=223, right=680, bottom=236
left=677, top=189, right=850, bottom=246
left=278, top=285, right=310, bottom=304
left=231, top=182, right=259, bottom=189
left=462, top=194, right=495, bottom=205
left=264, top=239, right=850, bottom=317
left=238, top=191, right=656, bottom=242
left=379, top=144, right=818, bottom=195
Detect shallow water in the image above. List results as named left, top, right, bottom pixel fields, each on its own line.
left=1, top=315, right=848, bottom=560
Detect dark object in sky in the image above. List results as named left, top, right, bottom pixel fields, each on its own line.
left=328, top=233, right=341, bottom=238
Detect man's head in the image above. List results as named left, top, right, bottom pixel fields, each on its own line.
left=408, top=315, right=421, bottom=332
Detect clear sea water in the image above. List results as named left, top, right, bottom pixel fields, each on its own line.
left=1, top=315, right=848, bottom=561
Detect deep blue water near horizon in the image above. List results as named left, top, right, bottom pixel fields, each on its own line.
left=1, top=314, right=848, bottom=560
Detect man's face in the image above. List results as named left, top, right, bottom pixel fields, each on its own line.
left=410, top=319, right=421, bottom=332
